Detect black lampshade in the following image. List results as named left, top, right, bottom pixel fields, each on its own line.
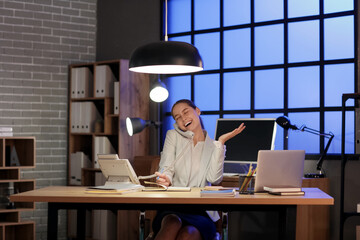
left=126, top=118, right=151, bottom=136
left=276, top=116, right=298, bottom=130
left=129, top=41, right=203, bottom=74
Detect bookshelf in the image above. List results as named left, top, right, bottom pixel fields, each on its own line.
left=68, top=59, right=150, bottom=239
left=0, top=137, right=36, bottom=240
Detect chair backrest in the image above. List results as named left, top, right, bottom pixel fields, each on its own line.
left=133, top=155, right=160, bottom=177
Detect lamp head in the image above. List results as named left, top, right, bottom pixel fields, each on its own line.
left=129, top=41, right=203, bottom=74
left=276, top=116, right=299, bottom=130
left=126, top=117, right=150, bottom=136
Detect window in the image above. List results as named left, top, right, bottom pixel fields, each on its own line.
left=163, top=0, right=357, bottom=155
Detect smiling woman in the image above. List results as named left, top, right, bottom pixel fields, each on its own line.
left=146, top=99, right=245, bottom=240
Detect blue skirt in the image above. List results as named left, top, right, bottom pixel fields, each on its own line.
left=152, top=210, right=216, bottom=240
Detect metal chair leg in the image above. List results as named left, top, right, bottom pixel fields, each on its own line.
left=139, top=211, right=146, bottom=240
left=222, top=212, right=228, bottom=240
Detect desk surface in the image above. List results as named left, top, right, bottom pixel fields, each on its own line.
left=10, top=186, right=333, bottom=206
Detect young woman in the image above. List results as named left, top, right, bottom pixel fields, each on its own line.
left=150, top=99, right=245, bottom=240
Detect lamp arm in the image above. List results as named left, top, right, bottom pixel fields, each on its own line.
left=150, top=121, right=162, bottom=128
left=300, top=126, right=333, bottom=138
left=316, top=133, right=334, bottom=171
left=300, top=126, right=334, bottom=173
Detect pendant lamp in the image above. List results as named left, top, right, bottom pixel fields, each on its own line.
left=129, top=0, right=203, bottom=74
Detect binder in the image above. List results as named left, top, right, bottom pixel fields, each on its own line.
left=93, top=137, right=116, bottom=168
left=81, top=102, right=103, bottom=133
left=70, top=102, right=81, bottom=133
left=70, top=152, right=91, bottom=185
left=70, top=68, right=79, bottom=98
left=92, top=172, right=116, bottom=240
left=95, top=65, right=117, bottom=98
left=71, top=67, right=93, bottom=99
left=114, top=81, right=119, bottom=114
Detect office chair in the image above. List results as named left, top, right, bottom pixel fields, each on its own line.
left=134, top=156, right=229, bottom=240
left=139, top=211, right=228, bottom=240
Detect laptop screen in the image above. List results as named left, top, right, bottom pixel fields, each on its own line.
left=214, top=118, right=277, bottom=163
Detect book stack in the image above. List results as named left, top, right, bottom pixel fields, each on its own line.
left=263, top=186, right=305, bottom=196
left=200, top=188, right=236, bottom=197
left=0, top=127, right=13, bottom=137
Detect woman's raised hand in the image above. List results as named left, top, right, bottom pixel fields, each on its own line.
left=218, top=123, right=246, bottom=145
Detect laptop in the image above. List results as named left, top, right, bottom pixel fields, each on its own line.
left=254, top=150, right=305, bottom=192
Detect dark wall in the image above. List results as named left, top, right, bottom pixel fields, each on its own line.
left=96, top=0, right=161, bottom=61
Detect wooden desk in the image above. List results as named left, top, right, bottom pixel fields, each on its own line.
left=221, top=176, right=330, bottom=240
left=10, top=186, right=333, bottom=240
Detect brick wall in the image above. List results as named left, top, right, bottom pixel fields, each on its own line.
left=0, top=0, right=97, bottom=239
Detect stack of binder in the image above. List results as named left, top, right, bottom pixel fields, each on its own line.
left=95, top=65, right=117, bottom=98
left=71, top=67, right=93, bottom=99
left=71, top=102, right=103, bottom=133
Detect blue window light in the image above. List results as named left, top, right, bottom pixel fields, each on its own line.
left=324, top=0, right=353, bottom=14
left=194, top=0, right=220, bottom=30
left=194, top=74, right=220, bottom=111
left=224, top=29, right=251, bottom=68
left=325, top=111, right=354, bottom=154
left=224, top=0, right=250, bottom=26
left=255, top=24, right=284, bottom=66
left=195, top=32, right=220, bottom=70
left=324, top=16, right=354, bottom=60
left=288, top=20, right=319, bottom=63
left=223, top=72, right=251, bottom=110
left=168, top=0, right=191, bottom=34
left=255, top=69, right=284, bottom=109
left=255, top=0, right=283, bottom=23
left=325, top=63, right=354, bottom=107
left=288, top=0, right=319, bottom=18
left=288, top=66, right=320, bottom=108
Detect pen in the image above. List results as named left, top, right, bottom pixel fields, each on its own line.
left=156, top=168, right=164, bottom=180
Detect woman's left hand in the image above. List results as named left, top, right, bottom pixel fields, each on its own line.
left=218, top=123, right=246, bottom=145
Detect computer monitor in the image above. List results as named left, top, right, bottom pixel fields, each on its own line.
left=214, top=118, right=277, bottom=163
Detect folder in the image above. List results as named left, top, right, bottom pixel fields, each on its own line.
left=95, top=65, right=117, bottom=98
left=71, top=67, right=93, bottom=99
left=93, top=137, right=116, bottom=168
left=114, top=81, right=119, bottom=114
left=70, top=152, right=91, bottom=185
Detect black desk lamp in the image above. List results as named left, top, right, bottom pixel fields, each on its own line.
left=276, top=116, right=334, bottom=178
left=126, top=117, right=161, bottom=136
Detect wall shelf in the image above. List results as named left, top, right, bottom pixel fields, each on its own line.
left=68, top=59, right=150, bottom=239
left=0, top=137, right=36, bottom=239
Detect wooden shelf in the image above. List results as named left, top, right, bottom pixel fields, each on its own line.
left=0, top=137, right=36, bottom=239
left=68, top=59, right=150, bottom=239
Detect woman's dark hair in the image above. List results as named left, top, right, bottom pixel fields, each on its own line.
left=171, top=99, right=205, bottom=129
